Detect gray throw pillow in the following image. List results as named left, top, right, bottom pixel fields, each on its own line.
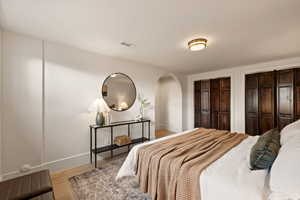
left=250, top=128, right=281, bottom=170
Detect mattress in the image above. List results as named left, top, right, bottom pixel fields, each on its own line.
left=117, top=129, right=270, bottom=200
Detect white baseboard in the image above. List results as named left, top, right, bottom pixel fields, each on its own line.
left=1, top=152, right=89, bottom=180
left=45, top=152, right=91, bottom=173
left=1, top=147, right=129, bottom=180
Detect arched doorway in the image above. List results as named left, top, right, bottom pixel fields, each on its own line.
left=155, top=74, right=182, bottom=138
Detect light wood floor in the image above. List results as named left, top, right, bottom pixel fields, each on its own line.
left=155, top=129, right=173, bottom=138
left=51, top=163, right=93, bottom=200
left=51, top=129, right=173, bottom=200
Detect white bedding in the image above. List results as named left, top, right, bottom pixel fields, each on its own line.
left=117, top=129, right=269, bottom=200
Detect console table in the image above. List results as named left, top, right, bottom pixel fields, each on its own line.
left=89, top=119, right=151, bottom=168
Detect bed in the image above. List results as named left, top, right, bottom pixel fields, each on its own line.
left=116, top=128, right=270, bottom=200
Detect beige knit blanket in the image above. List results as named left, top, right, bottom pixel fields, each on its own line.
left=136, top=128, right=248, bottom=200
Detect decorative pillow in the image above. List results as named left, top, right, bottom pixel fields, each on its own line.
left=270, top=125, right=300, bottom=199
left=270, top=135, right=300, bottom=200
left=249, top=128, right=280, bottom=170
left=280, top=119, right=300, bottom=146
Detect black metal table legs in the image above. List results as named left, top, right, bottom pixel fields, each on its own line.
left=90, top=120, right=150, bottom=168
left=128, top=124, right=131, bottom=152
left=90, top=127, right=92, bottom=164
left=148, top=121, right=150, bottom=140
left=142, top=122, right=144, bottom=142
left=111, top=127, right=114, bottom=158
left=94, top=129, right=97, bottom=168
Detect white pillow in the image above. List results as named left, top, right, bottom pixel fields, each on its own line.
left=280, top=119, right=300, bottom=145
left=269, top=134, right=300, bottom=199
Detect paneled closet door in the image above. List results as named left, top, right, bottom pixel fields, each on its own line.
left=194, top=81, right=202, bottom=127
left=210, top=79, right=220, bottom=129
left=245, top=74, right=259, bottom=135
left=259, top=71, right=276, bottom=134
left=200, top=80, right=211, bottom=128
left=277, top=69, right=294, bottom=130
left=294, top=68, right=300, bottom=120
left=219, top=78, right=230, bottom=130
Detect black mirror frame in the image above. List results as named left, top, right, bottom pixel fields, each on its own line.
left=101, top=72, right=137, bottom=112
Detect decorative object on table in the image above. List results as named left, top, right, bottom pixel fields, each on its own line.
left=88, top=97, right=110, bottom=126
left=114, top=135, right=132, bottom=146
left=95, top=112, right=105, bottom=126
left=105, top=112, right=111, bottom=125
left=102, top=72, right=136, bottom=112
left=137, top=93, right=151, bottom=120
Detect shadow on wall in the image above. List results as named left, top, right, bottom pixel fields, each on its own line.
left=155, top=74, right=183, bottom=133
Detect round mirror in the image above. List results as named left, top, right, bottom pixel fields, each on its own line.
left=102, top=73, right=136, bottom=112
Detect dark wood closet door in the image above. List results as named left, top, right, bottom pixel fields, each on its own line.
left=295, top=68, right=300, bottom=121
left=200, top=80, right=211, bottom=128
left=210, top=79, right=220, bottom=129
left=259, top=71, right=276, bottom=134
left=194, top=77, right=230, bottom=130
left=245, top=74, right=259, bottom=135
left=277, top=69, right=294, bottom=130
left=194, top=81, right=201, bottom=127
left=219, top=78, right=230, bottom=130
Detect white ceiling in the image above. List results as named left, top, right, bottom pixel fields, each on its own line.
left=1, top=0, right=300, bottom=74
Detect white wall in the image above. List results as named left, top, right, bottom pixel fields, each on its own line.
left=44, top=41, right=166, bottom=164
left=155, top=76, right=182, bottom=132
left=175, top=73, right=188, bottom=130
left=186, top=56, right=300, bottom=132
left=2, top=32, right=43, bottom=176
left=1, top=31, right=168, bottom=179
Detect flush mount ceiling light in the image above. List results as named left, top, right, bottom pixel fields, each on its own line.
left=188, top=38, right=207, bottom=51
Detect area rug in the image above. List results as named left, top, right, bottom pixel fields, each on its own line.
left=69, top=156, right=151, bottom=200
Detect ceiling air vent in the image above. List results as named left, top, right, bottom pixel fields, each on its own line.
left=120, top=42, right=134, bottom=47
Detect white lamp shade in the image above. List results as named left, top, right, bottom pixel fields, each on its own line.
left=88, top=98, right=110, bottom=113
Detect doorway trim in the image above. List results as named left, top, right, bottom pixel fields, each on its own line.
left=155, top=73, right=183, bottom=132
